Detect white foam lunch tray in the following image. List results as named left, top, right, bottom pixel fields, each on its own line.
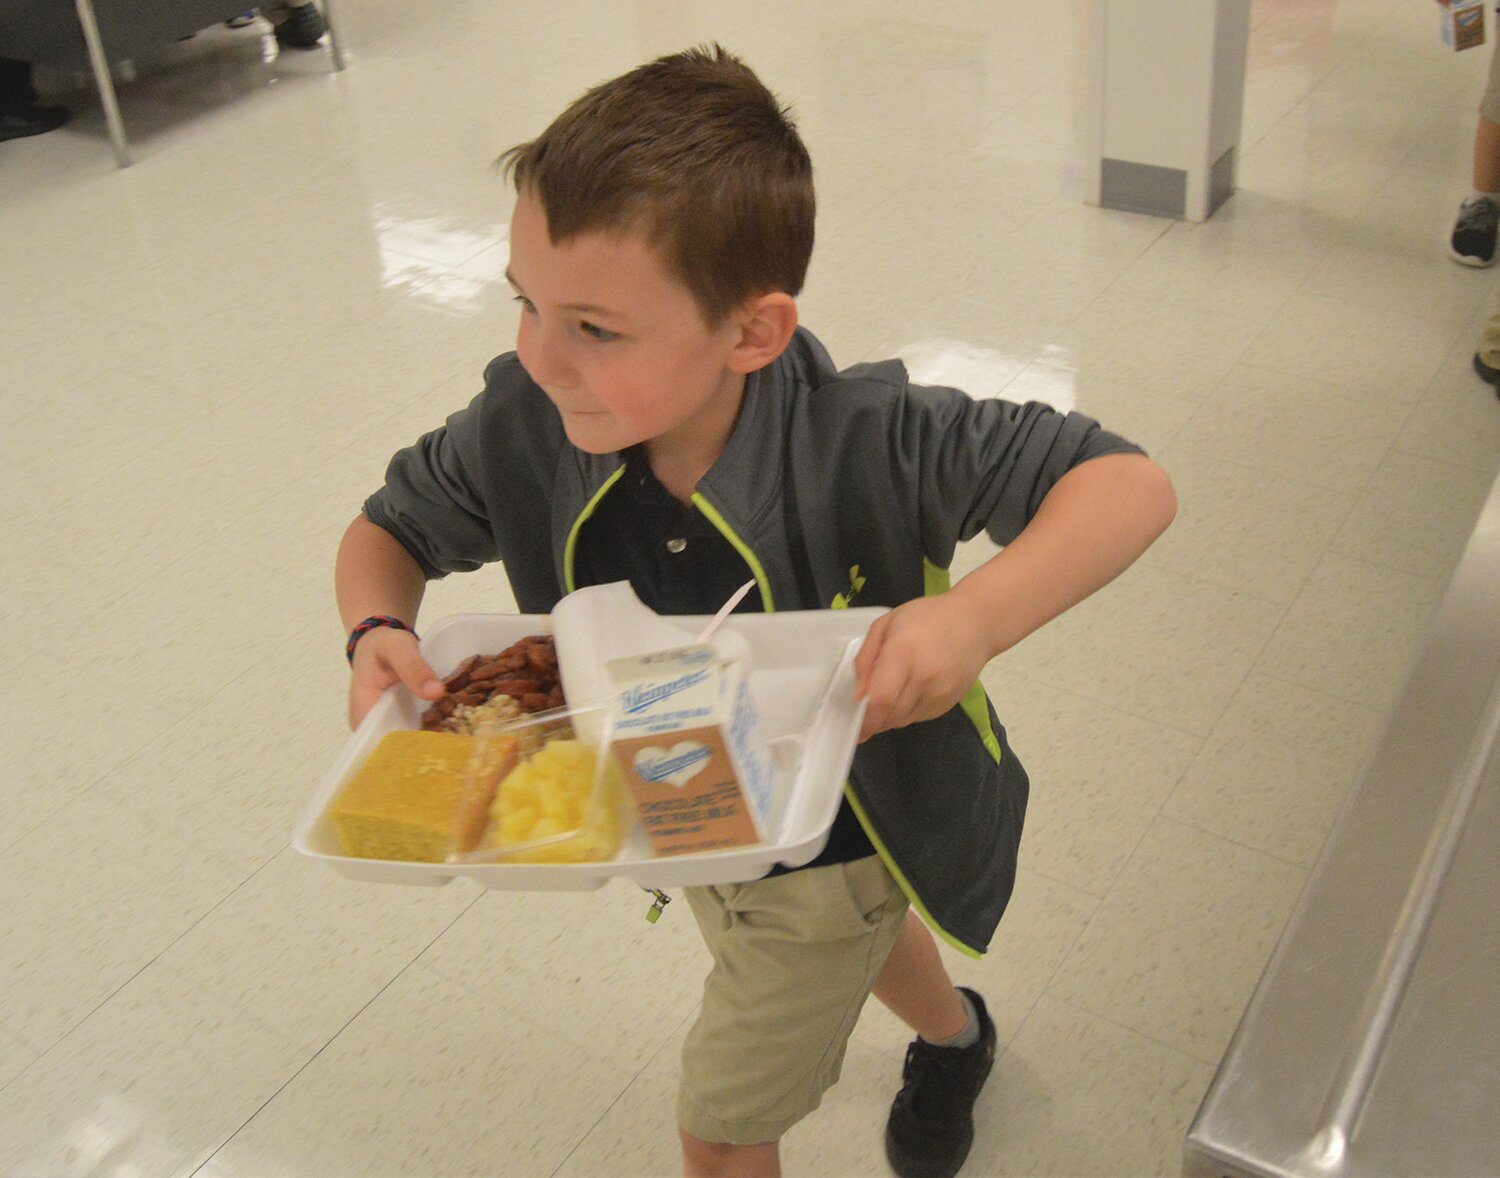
left=294, top=596, right=884, bottom=890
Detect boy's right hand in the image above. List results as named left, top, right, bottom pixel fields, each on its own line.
left=347, top=626, right=446, bottom=730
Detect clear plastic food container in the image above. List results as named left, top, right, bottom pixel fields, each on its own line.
left=324, top=704, right=628, bottom=867
left=445, top=703, right=630, bottom=866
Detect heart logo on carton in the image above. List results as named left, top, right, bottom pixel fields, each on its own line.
left=633, top=742, right=712, bottom=789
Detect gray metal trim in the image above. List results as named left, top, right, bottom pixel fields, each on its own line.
left=1100, top=158, right=1187, bottom=219
left=1209, top=145, right=1235, bottom=216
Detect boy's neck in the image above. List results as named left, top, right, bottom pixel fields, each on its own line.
left=643, top=369, right=748, bottom=506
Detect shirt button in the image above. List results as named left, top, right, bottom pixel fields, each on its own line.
left=666, top=538, right=687, bottom=554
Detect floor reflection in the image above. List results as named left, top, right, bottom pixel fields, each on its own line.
left=896, top=336, right=1073, bottom=411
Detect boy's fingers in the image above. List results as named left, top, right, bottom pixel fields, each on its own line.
left=857, top=619, right=914, bottom=739
left=858, top=661, right=910, bottom=742
left=854, top=617, right=889, bottom=698
left=388, top=641, right=446, bottom=700
left=880, top=682, right=911, bottom=733
left=349, top=680, right=381, bottom=730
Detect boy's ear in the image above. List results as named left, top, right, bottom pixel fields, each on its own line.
left=726, top=292, right=798, bottom=374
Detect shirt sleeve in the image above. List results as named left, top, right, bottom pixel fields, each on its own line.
left=907, top=383, right=1145, bottom=565
left=362, top=389, right=500, bottom=579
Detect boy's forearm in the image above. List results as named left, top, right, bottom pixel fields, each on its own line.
left=335, top=513, right=430, bottom=633
left=950, top=453, right=1176, bottom=658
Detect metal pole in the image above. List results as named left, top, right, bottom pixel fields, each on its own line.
left=73, top=0, right=131, bottom=167
left=321, top=0, right=347, bottom=72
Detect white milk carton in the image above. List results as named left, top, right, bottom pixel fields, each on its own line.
left=605, top=643, right=776, bottom=856
left=1441, top=0, right=1485, bottom=51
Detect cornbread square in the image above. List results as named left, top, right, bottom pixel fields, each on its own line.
left=330, top=730, right=478, bottom=862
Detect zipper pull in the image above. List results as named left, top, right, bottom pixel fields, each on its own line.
left=645, top=889, right=671, bottom=924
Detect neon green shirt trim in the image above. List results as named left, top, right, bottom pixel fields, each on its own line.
left=840, top=558, right=1003, bottom=957
left=690, top=492, right=775, bottom=613
left=923, top=559, right=1001, bottom=763
left=563, top=466, right=627, bottom=593
left=844, top=783, right=983, bottom=959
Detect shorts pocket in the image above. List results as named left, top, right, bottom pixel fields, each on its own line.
left=728, top=859, right=901, bottom=941
left=836, top=855, right=902, bottom=932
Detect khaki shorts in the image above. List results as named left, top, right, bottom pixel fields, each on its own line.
left=1483, top=38, right=1500, bottom=124
left=677, top=855, right=909, bottom=1145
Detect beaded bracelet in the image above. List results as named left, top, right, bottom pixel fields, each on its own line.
left=346, top=615, right=417, bottom=664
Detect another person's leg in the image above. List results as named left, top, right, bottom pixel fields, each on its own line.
left=1451, top=44, right=1500, bottom=265
left=1472, top=114, right=1500, bottom=193
left=0, top=58, right=69, bottom=142
left=1472, top=293, right=1500, bottom=397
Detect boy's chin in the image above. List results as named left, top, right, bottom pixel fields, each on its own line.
left=561, top=422, right=629, bottom=455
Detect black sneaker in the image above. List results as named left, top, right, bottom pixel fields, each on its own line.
left=1450, top=197, right=1499, bottom=267
left=274, top=2, right=326, bottom=49
left=0, top=104, right=69, bottom=143
left=885, top=987, right=997, bottom=1178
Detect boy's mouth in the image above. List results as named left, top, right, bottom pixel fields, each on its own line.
left=557, top=404, right=609, bottom=419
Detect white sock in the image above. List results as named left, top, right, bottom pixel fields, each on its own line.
left=1468, top=189, right=1500, bottom=207
left=921, top=989, right=980, bottom=1049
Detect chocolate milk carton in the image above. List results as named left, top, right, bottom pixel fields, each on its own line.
left=606, top=643, right=776, bottom=856
left=1442, top=0, right=1485, bottom=50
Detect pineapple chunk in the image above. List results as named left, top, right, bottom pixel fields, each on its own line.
left=500, top=805, right=539, bottom=841
left=482, top=738, right=622, bottom=862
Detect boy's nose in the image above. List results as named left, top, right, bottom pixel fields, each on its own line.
left=519, top=323, right=576, bottom=390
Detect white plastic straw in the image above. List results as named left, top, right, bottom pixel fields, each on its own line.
left=693, top=579, right=756, bottom=644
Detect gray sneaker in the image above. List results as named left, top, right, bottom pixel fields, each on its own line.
left=1450, top=197, right=1498, bottom=267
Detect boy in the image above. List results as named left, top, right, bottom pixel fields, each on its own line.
left=335, top=46, right=1175, bottom=1178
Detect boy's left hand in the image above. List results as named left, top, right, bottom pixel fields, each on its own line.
left=853, top=595, right=996, bottom=741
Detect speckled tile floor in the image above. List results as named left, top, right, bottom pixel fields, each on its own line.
left=3, top=2, right=1499, bottom=1175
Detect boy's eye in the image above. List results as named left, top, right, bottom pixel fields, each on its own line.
left=513, top=295, right=536, bottom=313
left=579, top=321, right=620, bottom=343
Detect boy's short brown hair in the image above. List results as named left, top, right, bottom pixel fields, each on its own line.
left=500, top=45, right=814, bottom=326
